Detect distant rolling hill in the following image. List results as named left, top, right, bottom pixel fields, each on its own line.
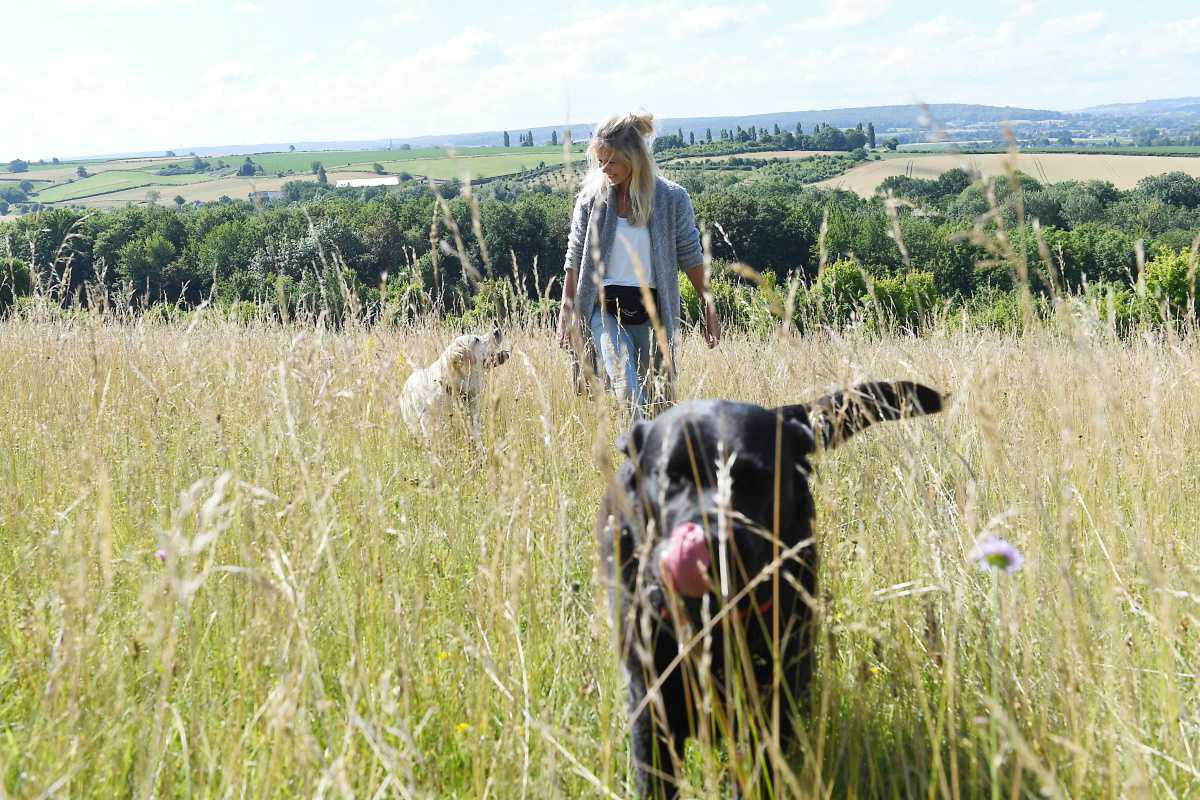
left=1079, top=97, right=1200, bottom=119
left=1081, top=97, right=1200, bottom=116
left=91, top=103, right=1066, bottom=160
left=53, top=98, right=1200, bottom=162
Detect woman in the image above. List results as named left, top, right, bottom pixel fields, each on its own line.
left=557, top=112, right=719, bottom=417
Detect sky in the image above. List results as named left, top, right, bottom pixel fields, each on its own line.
left=5, top=0, right=1200, bottom=160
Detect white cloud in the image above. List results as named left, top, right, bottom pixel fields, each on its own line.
left=908, top=15, right=959, bottom=39
left=1041, top=11, right=1107, bottom=39
left=233, top=0, right=262, bottom=13
left=438, top=27, right=506, bottom=66
left=669, top=4, right=766, bottom=40
left=64, top=0, right=159, bottom=7
left=204, top=59, right=253, bottom=85
left=790, top=0, right=893, bottom=33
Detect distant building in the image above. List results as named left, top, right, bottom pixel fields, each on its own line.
left=335, top=176, right=400, bottom=188
left=248, top=190, right=283, bottom=202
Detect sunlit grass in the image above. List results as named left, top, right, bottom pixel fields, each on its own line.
left=0, top=302, right=1197, bottom=797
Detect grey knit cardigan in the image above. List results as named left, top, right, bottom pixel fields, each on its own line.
left=563, top=176, right=704, bottom=345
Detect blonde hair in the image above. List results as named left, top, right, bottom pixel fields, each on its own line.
left=580, top=112, right=657, bottom=227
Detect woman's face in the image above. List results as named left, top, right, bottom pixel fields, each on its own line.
left=597, top=146, right=631, bottom=188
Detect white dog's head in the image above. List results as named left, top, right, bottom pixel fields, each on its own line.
left=442, top=328, right=510, bottom=377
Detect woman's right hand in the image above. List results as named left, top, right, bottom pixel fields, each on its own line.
left=556, top=303, right=574, bottom=350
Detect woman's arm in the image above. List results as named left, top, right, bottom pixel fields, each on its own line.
left=558, top=194, right=591, bottom=349
left=676, top=188, right=719, bottom=348
left=684, top=264, right=720, bottom=349
left=557, top=268, right=578, bottom=349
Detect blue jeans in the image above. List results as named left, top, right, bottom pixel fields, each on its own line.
left=589, top=308, right=662, bottom=417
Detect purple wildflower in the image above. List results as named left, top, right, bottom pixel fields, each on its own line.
left=971, top=537, right=1023, bottom=574
left=155, top=549, right=168, bottom=563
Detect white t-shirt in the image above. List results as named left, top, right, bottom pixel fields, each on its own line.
left=604, top=216, right=655, bottom=288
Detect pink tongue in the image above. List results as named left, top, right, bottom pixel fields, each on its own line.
left=660, top=522, right=711, bottom=598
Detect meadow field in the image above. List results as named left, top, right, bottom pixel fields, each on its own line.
left=1, top=303, right=1198, bottom=798
left=818, top=152, right=1200, bottom=196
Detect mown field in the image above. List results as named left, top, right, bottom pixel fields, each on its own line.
left=1, top=306, right=1197, bottom=797
left=34, top=170, right=211, bottom=203
left=819, top=152, right=1200, bottom=196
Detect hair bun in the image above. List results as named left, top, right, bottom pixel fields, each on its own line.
left=630, top=112, right=655, bottom=137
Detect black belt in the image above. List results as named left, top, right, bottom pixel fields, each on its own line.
left=603, top=285, right=657, bottom=326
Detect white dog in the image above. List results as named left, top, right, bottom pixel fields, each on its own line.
left=400, top=328, right=510, bottom=441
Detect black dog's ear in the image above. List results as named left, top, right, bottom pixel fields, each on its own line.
left=784, top=416, right=816, bottom=455
left=615, top=420, right=648, bottom=457
left=776, top=381, right=945, bottom=449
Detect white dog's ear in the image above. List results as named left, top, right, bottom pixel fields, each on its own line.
left=448, top=337, right=476, bottom=364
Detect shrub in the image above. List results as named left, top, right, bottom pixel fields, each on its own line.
left=0, top=256, right=32, bottom=310
left=866, top=271, right=939, bottom=330
left=1141, top=246, right=1200, bottom=320
left=810, top=258, right=867, bottom=325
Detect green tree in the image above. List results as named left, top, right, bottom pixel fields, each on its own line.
left=166, top=150, right=176, bottom=157
left=289, top=144, right=296, bottom=152
left=882, top=137, right=899, bottom=151
left=551, top=130, right=558, bottom=146
left=19, top=180, right=33, bottom=193
left=145, top=189, right=161, bottom=205
left=8, top=159, right=28, bottom=173
left=118, top=231, right=176, bottom=299
left=317, top=164, right=328, bottom=185
left=237, top=157, right=257, bottom=177
left=311, top=161, right=323, bottom=175
left=174, top=195, right=185, bottom=208
left=867, top=122, right=876, bottom=149
left=706, top=127, right=713, bottom=143
left=373, top=162, right=385, bottom=174
left=1135, top=171, right=1200, bottom=209
left=843, top=129, right=867, bottom=150
left=51, top=157, right=60, bottom=164
left=76, top=166, right=89, bottom=178
left=503, top=130, right=510, bottom=147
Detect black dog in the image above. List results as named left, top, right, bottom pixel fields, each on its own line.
left=597, top=381, right=944, bottom=798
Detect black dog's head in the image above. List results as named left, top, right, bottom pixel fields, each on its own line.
left=607, top=381, right=944, bottom=615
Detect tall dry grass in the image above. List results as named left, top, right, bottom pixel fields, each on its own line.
left=1, top=298, right=1198, bottom=797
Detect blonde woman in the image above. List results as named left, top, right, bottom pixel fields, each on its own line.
left=558, top=112, right=719, bottom=417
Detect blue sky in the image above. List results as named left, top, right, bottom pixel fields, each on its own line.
left=6, top=0, right=1200, bottom=159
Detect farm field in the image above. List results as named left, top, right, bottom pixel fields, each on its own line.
left=817, top=152, right=1200, bottom=195
left=377, top=150, right=585, bottom=181
left=1, top=310, right=1197, bottom=797
left=235, top=144, right=583, bottom=176
left=670, top=150, right=838, bottom=162
left=2, top=145, right=587, bottom=209
left=62, top=171, right=380, bottom=208
left=0, top=156, right=193, bottom=184
left=34, top=170, right=211, bottom=203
